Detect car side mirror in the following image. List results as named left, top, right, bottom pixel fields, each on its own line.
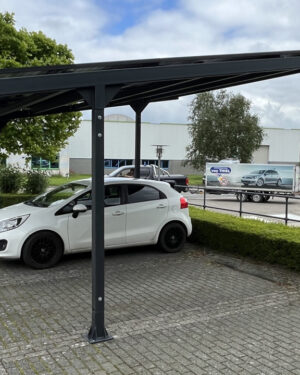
left=72, top=204, right=88, bottom=218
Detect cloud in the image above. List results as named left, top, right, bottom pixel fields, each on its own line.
left=1, top=0, right=300, bottom=127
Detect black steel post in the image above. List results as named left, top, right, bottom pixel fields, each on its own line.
left=285, top=197, right=289, bottom=226
left=203, top=188, right=206, bottom=210
left=134, top=108, right=142, bottom=178
left=131, top=102, right=148, bottom=178
left=88, top=85, right=112, bottom=344
left=239, top=193, right=243, bottom=217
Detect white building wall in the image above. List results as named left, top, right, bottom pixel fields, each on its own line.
left=59, top=147, right=70, bottom=176
left=67, top=119, right=190, bottom=160
left=262, top=128, right=300, bottom=164
left=5, top=118, right=300, bottom=175
left=6, top=151, right=69, bottom=176
left=7, top=154, right=27, bottom=169
left=67, top=120, right=92, bottom=159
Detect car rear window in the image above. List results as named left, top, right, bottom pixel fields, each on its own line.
left=105, top=185, right=121, bottom=206
left=127, top=184, right=164, bottom=203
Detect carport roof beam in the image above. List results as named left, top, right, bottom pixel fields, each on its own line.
left=1, top=51, right=300, bottom=123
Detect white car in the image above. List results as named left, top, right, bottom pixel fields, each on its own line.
left=0, top=178, right=192, bottom=269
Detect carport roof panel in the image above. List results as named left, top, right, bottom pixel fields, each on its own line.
left=1, top=50, right=300, bottom=122
left=1, top=50, right=300, bottom=78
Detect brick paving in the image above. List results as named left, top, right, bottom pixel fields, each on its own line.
left=0, top=243, right=300, bottom=374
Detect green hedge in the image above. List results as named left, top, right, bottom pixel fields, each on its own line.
left=189, top=206, right=300, bottom=271
left=0, top=194, right=35, bottom=208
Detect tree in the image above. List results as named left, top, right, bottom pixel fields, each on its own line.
left=0, top=12, right=81, bottom=161
left=186, top=90, right=264, bottom=170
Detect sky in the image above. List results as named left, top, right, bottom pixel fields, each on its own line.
left=1, top=0, right=300, bottom=128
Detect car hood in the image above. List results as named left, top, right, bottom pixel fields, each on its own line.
left=242, top=174, right=260, bottom=178
left=0, top=202, right=44, bottom=221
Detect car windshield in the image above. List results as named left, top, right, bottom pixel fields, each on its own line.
left=25, top=182, right=88, bottom=207
left=250, top=170, right=266, bottom=174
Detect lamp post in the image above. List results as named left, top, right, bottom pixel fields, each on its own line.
left=152, top=145, right=168, bottom=180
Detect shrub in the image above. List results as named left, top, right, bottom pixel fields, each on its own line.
left=0, top=166, right=23, bottom=193
left=23, top=170, right=49, bottom=194
left=189, top=206, right=300, bottom=271
left=0, top=193, right=35, bottom=208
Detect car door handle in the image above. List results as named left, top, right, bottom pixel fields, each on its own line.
left=157, top=204, right=167, bottom=208
left=112, top=210, right=125, bottom=216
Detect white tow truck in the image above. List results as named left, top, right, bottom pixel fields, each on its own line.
left=205, top=161, right=300, bottom=203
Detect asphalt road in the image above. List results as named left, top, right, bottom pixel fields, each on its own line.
left=184, top=190, right=300, bottom=226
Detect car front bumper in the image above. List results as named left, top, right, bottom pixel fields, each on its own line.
left=241, top=179, right=257, bottom=185
left=0, top=228, right=26, bottom=259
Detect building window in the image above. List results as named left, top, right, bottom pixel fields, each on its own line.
left=104, top=159, right=133, bottom=168
left=104, top=160, right=112, bottom=168
left=142, top=160, right=169, bottom=169
left=104, top=159, right=169, bottom=169
left=31, top=155, right=59, bottom=169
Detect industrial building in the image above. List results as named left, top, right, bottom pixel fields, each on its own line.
left=5, top=114, right=300, bottom=176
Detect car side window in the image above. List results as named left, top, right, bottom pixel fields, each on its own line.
left=105, top=185, right=121, bottom=206
left=127, top=184, right=165, bottom=204
left=55, top=190, right=92, bottom=215
left=76, top=191, right=92, bottom=209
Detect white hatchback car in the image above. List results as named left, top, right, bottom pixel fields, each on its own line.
left=0, top=178, right=192, bottom=269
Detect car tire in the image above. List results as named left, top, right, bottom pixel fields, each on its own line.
left=22, top=231, right=63, bottom=269
left=159, top=222, right=186, bottom=253
left=250, top=194, right=264, bottom=203
left=256, top=178, right=264, bottom=187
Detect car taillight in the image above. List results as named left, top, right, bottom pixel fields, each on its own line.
left=185, top=177, right=189, bottom=185
left=180, top=196, right=188, bottom=209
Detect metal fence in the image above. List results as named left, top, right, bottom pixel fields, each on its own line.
left=182, top=186, right=300, bottom=226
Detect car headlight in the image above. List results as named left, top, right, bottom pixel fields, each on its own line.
left=0, top=215, right=30, bottom=233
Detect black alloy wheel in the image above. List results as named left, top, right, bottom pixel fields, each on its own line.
left=159, top=222, right=186, bottom=253
left=22, top=231, right=63, bottom=269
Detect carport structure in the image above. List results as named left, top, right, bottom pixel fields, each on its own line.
left=0, top=50, right=300, bottom=343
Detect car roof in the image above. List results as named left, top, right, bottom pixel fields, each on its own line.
left=73, top=176, right=171, bottom=189
left=104, top=177, right=169, bottom=187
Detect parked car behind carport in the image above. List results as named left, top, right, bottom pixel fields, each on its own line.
left=109, top=164, right=189, bottom=192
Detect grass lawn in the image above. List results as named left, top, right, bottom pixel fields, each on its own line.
left=49, top=174, right=91, bottom=186
left=188, top=174, right=204, bottom=186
